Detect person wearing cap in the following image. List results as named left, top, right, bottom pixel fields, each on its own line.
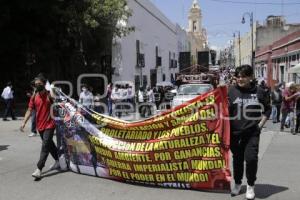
left=1, top=81, right=17, bottom=121
left=20, top=75, right=59, bottom=179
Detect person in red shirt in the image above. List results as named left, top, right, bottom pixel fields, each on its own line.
left=20, top=75, right=59, bottom=179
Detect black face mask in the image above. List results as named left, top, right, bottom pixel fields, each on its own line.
left=36, top=85, right=45, bottom=92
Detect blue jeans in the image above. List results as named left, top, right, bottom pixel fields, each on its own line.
left=108, top=99, right=113, bottom=116
left=271, top=105, right=281, bottom=122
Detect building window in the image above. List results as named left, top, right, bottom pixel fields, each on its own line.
left=193, top=21, right=197, bottom=32
left=273, top=64, right=277, bottom=80
left=136, top=40, right=140, bottom=67
left=135, top=75, right=140, bottom=89
left=171, top=74, right=174, bottom=83
left=143, top=75, right=147, bottom=89
left=156, top=46, right=161, bottom=67
left=163, top=74, right=166, bottom=81
left=136, top=40, right=140, bottom=54
left=280, top=65, right=284, bottom=82
left=169, top=51, right=171, bottom=68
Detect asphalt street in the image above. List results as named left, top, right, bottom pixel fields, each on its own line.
left=0, top=118, right=299, bottom=200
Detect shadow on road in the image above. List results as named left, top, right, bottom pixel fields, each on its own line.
left=240, top=184, right=288, bottom=199
left=0, top=145, right=9, bottom=151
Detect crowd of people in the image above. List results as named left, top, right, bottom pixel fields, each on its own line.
left=220, top=67, right=300, bottom=134
left=1, top=66, right=298, bottom=199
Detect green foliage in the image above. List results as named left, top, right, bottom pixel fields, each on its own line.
left=0, top=0, right=134, bottom=95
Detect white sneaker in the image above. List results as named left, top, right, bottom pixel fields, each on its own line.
left=28, top=132, right=37, bottom=137
left=231, top=183, right=242, bottom=196
left=246, top=185, right=255, bottom=199
left=49, top=161, right=60, bottom=170
left=32, top=169, right=42, bottom=178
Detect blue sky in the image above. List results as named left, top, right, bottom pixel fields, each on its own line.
left=150, top=0, right=300, bottom=48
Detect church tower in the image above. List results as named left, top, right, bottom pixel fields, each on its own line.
left=187, top=0, right=207, bottom=63
left=188, top=0, right=202, bottom=33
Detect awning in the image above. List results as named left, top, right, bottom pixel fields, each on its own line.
left=288, top=63, right=300, bottom=73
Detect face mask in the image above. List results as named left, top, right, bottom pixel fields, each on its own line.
left=36, top=85, right=45, bottom=92
left=82, top=88, right=87, bottom=92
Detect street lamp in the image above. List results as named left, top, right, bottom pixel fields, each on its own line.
left=233, top=31, right=241, bottom=67
left=242, top=12, right=254, bottom=68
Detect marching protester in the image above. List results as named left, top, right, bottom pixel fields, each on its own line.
left=107, top=83, right=113, bottom=116
left=270, top=83, right=283, bottom=123
left=125, top=84, right=134, bottom=114
left=153, top=87, right=161, bottom=109
left=93, top=93, right=102, bottom=114
left=1, top=81, right=17, bottom=121
left=228, top=65, right=271, bottom=199
left=79, top=84, right=94, bottom=109
left=145, top=86, right=155, bottom=116
left=111, top=84, right=122, bottom=117
left=127, top=84, right=134, bottom=105
left=280, top=82, right=300, bottom=133
left=137, top=86, right=145, bottom=117
left=258, top=79, right=271, bottom=105
left=20, top=75, right=59, bottom=179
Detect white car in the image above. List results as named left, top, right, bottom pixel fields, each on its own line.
left=171, top=83, right=214, bottom=108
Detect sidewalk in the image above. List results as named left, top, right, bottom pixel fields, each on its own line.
left=0, top=119, right=299, bottom=200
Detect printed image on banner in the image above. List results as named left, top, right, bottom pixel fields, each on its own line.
left=54, top=86, right=231, bottom=191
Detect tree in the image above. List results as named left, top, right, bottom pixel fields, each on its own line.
left=0, top=0, right=133, bottom=100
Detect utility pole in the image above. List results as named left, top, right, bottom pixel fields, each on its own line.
left=242, top=12, right=254, bottom=68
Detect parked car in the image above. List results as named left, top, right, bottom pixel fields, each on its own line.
left=171, top=83, right=213, bottom=108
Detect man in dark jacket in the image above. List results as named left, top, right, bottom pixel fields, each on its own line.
left=270, top=84, right=283, bottom=123
left=228, top=65, right=271, bottom=199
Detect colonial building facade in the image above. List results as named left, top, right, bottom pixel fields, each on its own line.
left=111, top=0, right=206, bottom=88
left=255, top=16, right=300, bottom=81
left=256, top=30, right=300, bottom=88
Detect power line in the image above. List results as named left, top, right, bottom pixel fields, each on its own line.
left=208, top=0, right=300, bottom=5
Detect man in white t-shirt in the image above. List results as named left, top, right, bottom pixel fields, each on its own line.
left=79, top=85, right=94, bottom=109
left=1, top=82, right=16, bottom=121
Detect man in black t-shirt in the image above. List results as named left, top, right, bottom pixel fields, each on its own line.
left=228, top=65, right=271, bottom=199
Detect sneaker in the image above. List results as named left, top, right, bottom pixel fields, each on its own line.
left=32, top=169, right=42, bottom=178
left=49, top=161, right=60, bottom=170
left=291, top=129, right=296, bottom=135
left=28, top=132, right=37, bottom=137
left=246, top=185, right=255, bottom=200
left=280, top=127, right=284, bottom=132
left=2, top=118, right=9, bottom=121
left=231, top=183, right=242, bottom=196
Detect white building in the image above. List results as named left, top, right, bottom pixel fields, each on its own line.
left=176, top=24, right=191, bottom=54
left=112, top=0, right=180, bottom=89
